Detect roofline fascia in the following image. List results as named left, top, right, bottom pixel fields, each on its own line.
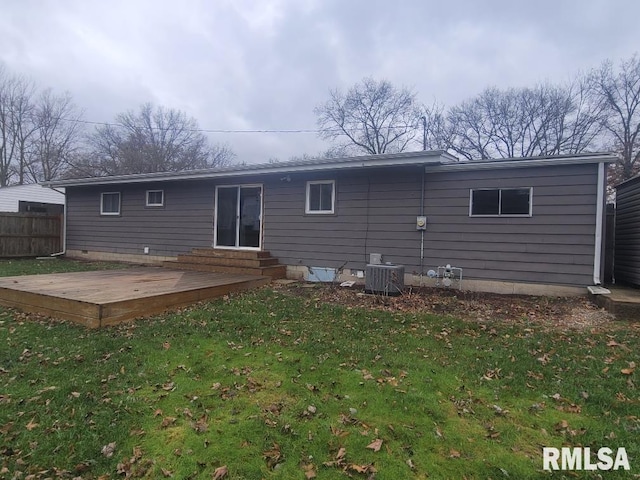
left=44, top=151, right=454, bottom=188
left=423, top=154, right=617, bottom=173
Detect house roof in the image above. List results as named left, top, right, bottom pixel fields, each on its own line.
left=615, top=173, right=640, bottom=190
left=43, top=150, right=616, bottom=188
left=424, top=152, right=617, bottom=173
left=44, top=150, right=456, bottom=187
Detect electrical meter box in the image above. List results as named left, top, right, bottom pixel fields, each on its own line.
left=416, top=216, right=427, bottom=230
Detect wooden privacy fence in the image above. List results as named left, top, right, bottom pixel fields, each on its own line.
left=0, top=213, right=62, bottom=257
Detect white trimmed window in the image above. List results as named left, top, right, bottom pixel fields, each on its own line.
left=470, top=188, right=532, bottom=217
left=306, top=180, right=335, bottom=214
left=101, top=192, right=121, bottom=215
left=146, top=190, right=164, bottom=207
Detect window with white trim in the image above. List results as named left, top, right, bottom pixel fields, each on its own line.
left=306, top=180, right=335, bottom=214
left=146, top=190, right=164, bottom=207
left=101, top=192, right=121, bottom=215
left=470, top=188, right=532, bottom=216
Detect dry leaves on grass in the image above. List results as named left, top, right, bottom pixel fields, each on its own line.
left=279, top=283, right=618, bottom=332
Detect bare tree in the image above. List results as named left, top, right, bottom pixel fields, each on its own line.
left=85, top=103, right=234, bottom=176
left=445, top=82, right=604, bottom=161
left=25, top=89, right=84, bottom=182
left=590, top=54, right=640, bottom=182
left=0, top=65, right=38, bottom=186
left=315, top=77, right=419, bottom=155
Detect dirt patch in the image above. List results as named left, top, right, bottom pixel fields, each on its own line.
left=274, top=282, right=626, bottom=332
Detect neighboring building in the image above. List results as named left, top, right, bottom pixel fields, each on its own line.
left=45, top=151, right=615, bottom=295
left=0, top=184, right=65, bottom=215
left=614, top=175, right=640, bottom=287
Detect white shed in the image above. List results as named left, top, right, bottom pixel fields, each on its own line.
left=0, top=184, right=65, bottom=213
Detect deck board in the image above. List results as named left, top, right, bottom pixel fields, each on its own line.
left=0, top=267, right=269, bottom=328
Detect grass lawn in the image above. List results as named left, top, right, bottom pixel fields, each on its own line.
left=0, top=258, right=129, bottom=277
left=0, top=260, right=638, bottom=479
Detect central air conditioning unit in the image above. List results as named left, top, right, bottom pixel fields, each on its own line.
left=365, top=264, right=405, bottom=295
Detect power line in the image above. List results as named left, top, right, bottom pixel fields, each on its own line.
left=65, top=117, right=421, bottom=135
left=68, top=117, right=321, bottom=134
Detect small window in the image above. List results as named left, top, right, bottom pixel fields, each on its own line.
left=470, top=188, right=532, bottom=216
left=306, top=180, right=335, bottom=214
left=101, top=192, right=121, bottom=215
left=146, top=190, right=164, bottom=207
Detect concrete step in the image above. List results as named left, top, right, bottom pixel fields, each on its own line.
left=164, top=261, right=287, bottom=279
left=594, top=286, right=640, bottom=321
left=176, top=254, right=279, bottom=268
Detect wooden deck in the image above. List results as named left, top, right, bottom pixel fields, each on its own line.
left=0, top=267, right=270, bottom=328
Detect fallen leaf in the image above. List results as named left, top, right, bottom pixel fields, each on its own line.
left=192, top=414, right=208, bottom=433
left=449, top=448, right=461, bottom=458
left=161, top=417, right=177, bottom=428
left=606, top=339, right=629, bottom=350
left=330, top=425, right=350, bottom=438
left=161, top=467, right=173, bottom=477
left=302, top=463, right=316, bottom=479
left=101, top=442, right=116, bottom=458
left=212, top=465, right=228, bottom=479
left=366, top=438, right=383, bottom=452
left=163, top=342, right=171, bottom=350
left=621, top=361, right=636, bottom=375
left=132, top=445, right=143, bottom=460
left=25, top=417, right=39, bottom=431
left=347, top=463, right=370, bottom=473
left=263, top=442, right=282, bottom=469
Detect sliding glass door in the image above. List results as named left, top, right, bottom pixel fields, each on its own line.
left=214, top=185, right=262, bottom=249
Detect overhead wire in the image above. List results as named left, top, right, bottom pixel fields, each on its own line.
left=62, top=117, right=421, bottom=135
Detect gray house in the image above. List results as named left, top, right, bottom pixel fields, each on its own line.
left=615, top=175, right=640, bottom=287
left=45, top=150, right=615, bottom=295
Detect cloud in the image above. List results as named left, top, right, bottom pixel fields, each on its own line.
left=0, top=0, right=638, bottom=163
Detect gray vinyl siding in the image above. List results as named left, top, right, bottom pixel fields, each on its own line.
left=263, top=168, right=424, bottom=271
left=615, top=176, right=640, bottom=286
left=263, top=163, right=599, bottom=286
left=66, top=181, right=218, bottom=256
left=65, top=162, right=601, bottom=287
left=421, top=164, right=598, bottom=286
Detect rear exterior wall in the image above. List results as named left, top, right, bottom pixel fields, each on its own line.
left=65, top=163, right=600, bottom=287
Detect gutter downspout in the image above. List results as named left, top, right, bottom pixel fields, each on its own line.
left=48, top=187, right=66, bottom=257
left=593, top=162, right=605, bottom=285
left=420, top=166, right=425, bottom=286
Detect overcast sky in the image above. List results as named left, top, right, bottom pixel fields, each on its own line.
left=1, top=0, right=638, bottom=164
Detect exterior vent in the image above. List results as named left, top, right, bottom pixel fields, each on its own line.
left=365, top=264, right=405, bottom=295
